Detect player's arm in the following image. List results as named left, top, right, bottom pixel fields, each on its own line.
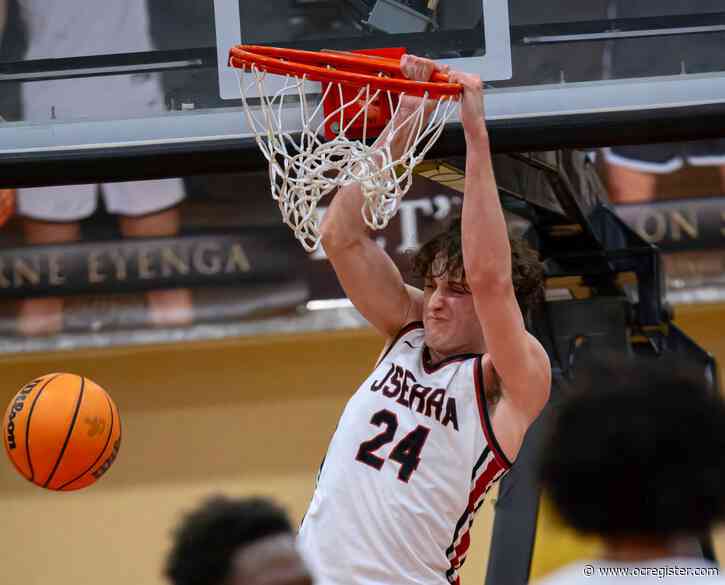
left=450, top=71, right=551, bottom=454
left=320, top=55, right=444, bottom=340
left=320, top=180, right=422, bottom=339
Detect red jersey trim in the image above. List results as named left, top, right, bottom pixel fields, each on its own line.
left=446, top=448, right=506, bottom=581
left=474, top=358, right=512, bottom=469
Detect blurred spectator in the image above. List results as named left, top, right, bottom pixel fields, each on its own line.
left=603, top=0, right=725, bottom=203
left=603, top=142, right=725, bottom=204
left=0, top=0, right=192, bottom=335
left=165, top=495, right=314, bottom=585
left=535, top=355, right=725, bottom=583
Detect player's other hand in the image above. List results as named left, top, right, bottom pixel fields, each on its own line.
left=399, top=53, right=449, bottom=114
left=400, top=53, right=447, bottom=83
left=448, top=70, right=487, bottom=141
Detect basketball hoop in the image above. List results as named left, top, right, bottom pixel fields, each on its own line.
left=228, top=45, right=462, bottom=252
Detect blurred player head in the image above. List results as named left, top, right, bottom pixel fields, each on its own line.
left=540, top=354, right=725, bottom=555
left=413, top=216, right=544, bottom=356
left=165, top=495, right=313, bottom=585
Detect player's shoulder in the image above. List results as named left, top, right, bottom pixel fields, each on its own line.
left=388, top=320, right=425, bottom=348
left=376, top=320, right=425, bottom=364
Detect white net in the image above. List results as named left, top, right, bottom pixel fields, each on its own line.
left=236, top=65, right=458, bottom=252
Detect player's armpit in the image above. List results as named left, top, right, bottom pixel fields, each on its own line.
left=486, top=396, right=530, bottom=464
left=494, top=349, right=550, bottom=463
left=472, top=284, right=551, bottom=425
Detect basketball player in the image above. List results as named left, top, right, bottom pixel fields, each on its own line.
left=297, top=55, right=552, bottom=584
left=536, top=355, right=725, bottom=584
left=165, top=495, right=314, bottom=585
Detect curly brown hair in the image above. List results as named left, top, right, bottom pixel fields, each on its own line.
left=412, top=216, right=545, bottom=317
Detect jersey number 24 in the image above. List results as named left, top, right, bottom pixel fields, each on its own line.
left=355, top=409, right=431, bottom=483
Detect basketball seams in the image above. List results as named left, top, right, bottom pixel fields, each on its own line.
left=25, top=374, right=62, bottom=483
left=42, top=376, right=85, bottom=489
left=57, top=389, right=115, bottom=491
left=5, top=373, right=120, bottom=491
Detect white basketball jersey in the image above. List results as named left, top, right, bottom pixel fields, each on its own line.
left=298, top=322, right=511, bottom=585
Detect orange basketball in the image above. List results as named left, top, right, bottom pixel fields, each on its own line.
left=2, top=373, right=121, bottom=491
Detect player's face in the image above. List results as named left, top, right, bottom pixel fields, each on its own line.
left=231, top=533, right=314, bottom=585
left=423, top=269, right=484, bottom=359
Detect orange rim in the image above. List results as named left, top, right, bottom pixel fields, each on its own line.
left=228, top=45, right=462, bottom=99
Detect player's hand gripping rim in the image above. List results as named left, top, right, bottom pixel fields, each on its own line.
left=398, top=54, right=449, bottom=116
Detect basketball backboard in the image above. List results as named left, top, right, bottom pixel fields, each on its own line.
left=1, top=0, right=725, bottom=186
left=214, top=0, right=511, bottom=100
